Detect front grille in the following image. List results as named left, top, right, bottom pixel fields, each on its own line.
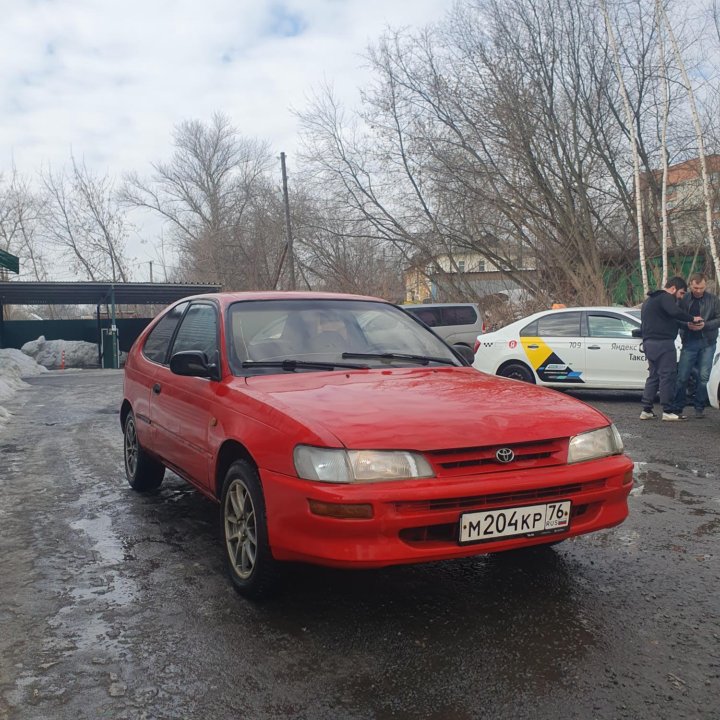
left=393, top=479, right=607, bottom=515
left=426, top=438, right=566, bottom=477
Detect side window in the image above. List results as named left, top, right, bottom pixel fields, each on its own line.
left=171, top=304, right=219, bottom=359
left=587, top=314, right=638, bottom=338
left=409, top=307, right=442, bottom=327
left=536, top=312, right=582, bottom=337
left=520, top=320, right=538, bottom=337
left=143, top=302, right=188, bottom=364
left=442, top=306, right=477, bottom=326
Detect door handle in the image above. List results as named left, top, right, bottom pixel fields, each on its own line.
left=588, top=345, right=601, bottom=350
left=152, top=383, right=162, bottom=394
left=527, top=344, right=539, bottom=349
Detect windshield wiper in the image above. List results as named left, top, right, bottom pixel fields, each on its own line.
left=341, top=352, right=457, bottom=366
left=242, top=359, right=369, bottom=371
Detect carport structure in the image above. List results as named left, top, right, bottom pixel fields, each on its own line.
left=0, top=281, right=221, bottom=363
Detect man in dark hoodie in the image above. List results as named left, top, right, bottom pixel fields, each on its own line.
left=640, top=276, right=701, bottom=421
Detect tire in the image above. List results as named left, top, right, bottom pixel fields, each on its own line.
left=221, top=459, right=279, bottom=600
left=123, top=411, right=165, bottom=491
left=498, top=362, right=535, bottom=383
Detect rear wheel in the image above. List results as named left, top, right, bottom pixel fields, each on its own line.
left=221, top=459, right=279, bottom=600
left=123, top=411, right=164, bottom=491
left=498, top=362, right=535, bottom=383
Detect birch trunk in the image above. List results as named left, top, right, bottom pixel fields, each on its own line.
left=657, top=0, right=670, bottom=286
left=601, top=0, right=649, bottom=295
left=658, top=2, right=720, bottom=279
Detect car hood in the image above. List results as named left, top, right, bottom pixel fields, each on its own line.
left=242, top=367, right=609, bottom=450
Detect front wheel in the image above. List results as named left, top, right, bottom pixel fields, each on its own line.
left=124, top=411, right=164, bottom=491
left=497, top=362, right=535, bottom=383
left=222, top=460, right=279, bottom=600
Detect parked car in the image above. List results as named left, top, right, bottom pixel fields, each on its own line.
left=708, top=348, right=720, bottom=410
left=473, top=306, right=663, bottom=390
left=121, top=292, right=633, bottom=599
left=403, top=302, right=484, bottom=350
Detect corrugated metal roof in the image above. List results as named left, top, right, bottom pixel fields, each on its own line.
left=0, top=281, right=222, bottom=306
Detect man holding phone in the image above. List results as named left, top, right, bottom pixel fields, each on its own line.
left=669, top=272, right=720, bottom=419
left=640, top=276, right=702, bottom=421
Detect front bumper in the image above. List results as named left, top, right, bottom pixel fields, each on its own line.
left=261, top=454, right=634, bottom=568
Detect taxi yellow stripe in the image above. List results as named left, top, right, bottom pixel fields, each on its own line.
left=520, top=337, right=553, bottom=370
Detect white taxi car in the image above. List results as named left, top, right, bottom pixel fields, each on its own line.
left=708, top=349, right=720, bottom=409
left=472, top=307, right=651, bottom=390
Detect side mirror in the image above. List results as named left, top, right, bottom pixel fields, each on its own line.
left=170, top=350, right=220, bottom=380
left=453, top=344, right=476, bottom=365
left=631, top=328, right=642, bottom=338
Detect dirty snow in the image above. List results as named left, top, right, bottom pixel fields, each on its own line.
left=0, top=337, right=115, bottom=427
left=21, top=336, right=100, bottom=370
left=0, top=348, right=48, bottom=426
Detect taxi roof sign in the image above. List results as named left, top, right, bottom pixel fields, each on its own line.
left=0, top=248, right=19, bottom=274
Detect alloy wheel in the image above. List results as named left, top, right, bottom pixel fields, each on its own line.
left=125, top=417, right=138, bottom=477
left=224, top=479, right=258, bottom=579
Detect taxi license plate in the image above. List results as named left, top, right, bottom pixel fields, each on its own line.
left=459, top=500, right=571, bottom=544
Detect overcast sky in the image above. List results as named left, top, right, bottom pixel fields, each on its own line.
left=0, top=0, right=449, bottom=176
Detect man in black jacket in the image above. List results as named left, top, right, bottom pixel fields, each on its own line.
left=669, top=272, right=720, bottom=419
left=640, top=276, right=701, bottom=421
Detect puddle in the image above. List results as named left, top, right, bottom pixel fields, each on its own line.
left=632, top=461, right=709, bottom=505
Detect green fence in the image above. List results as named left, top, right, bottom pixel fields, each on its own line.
left=606, top=254, right=707, bottom=305
left=0, top=318, right=152, bottom=353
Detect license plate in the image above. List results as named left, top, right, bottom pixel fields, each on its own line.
left=459, top=500, right=571, bottom=544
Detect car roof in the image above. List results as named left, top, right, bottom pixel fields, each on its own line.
left=404, top=302, right=478, bottom=309
left=169, top=291, right=388, bottom=306
left=505, top=306, right=638, bottom=326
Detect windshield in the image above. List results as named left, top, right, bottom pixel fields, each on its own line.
left=227, top=299, right=461, bottom=375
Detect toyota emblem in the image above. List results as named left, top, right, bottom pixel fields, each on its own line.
left=495, top=447, right=515, bottom=463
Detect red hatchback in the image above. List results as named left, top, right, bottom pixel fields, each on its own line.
left=121, top=292, right=633, bottom=599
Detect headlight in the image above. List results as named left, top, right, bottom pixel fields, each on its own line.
left=293, top=446, right=435, bottom=483
left=567, top=425, right=623, bottom=464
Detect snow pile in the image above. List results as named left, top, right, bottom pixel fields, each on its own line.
left=0, top=348, right=48, bottom=425
left=21, top=336, right=100, bottom=369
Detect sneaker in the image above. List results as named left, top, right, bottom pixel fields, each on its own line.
left=661, top=412, right=684, bottom=421
left=639, top=410, right=657, bottom=420
left=695, top=409, right=705, bottom=419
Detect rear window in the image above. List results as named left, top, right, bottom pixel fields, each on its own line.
left=407, top=307, right=441, bottom=327
left=441, top=306, right=477, bottom=326
left=536, top=312, right=582, bottom=337
left=143, top=302, right=188, bottom=364
left=407, top=305, right=477, bottom=327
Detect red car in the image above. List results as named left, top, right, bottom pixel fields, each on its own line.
left=121, top=292, right=633, bottom=599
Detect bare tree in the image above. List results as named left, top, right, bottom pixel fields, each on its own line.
left=121, top=113, right=284, bottom=290
left=298, top=0, right=649, bottom=306
left=40, top=157, right=131, bottom=282
left=0, top=167, right=48, bottom=281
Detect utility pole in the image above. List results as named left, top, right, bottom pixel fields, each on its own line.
left=280, top=152, right=296, bottom=290
left=149, top=261, right=154, bottom=283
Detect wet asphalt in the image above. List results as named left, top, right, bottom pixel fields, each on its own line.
left=0, top=370, right=718, bottom=720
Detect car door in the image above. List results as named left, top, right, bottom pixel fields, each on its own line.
left=135, top=301, right=189, bottom=451
left=522, top=311, right=586, bottom=385
left=150, top=301, right=220, bottom=490
left=583, top=311, right=645, bottom=388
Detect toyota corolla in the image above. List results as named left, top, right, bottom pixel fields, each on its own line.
left=121, top=292, right=633, bottom=599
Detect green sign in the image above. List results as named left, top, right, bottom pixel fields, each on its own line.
left=0, top=248, right=19, bottom=274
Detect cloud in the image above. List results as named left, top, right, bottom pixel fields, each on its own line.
left=0, top=0, right=449, bottom=177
